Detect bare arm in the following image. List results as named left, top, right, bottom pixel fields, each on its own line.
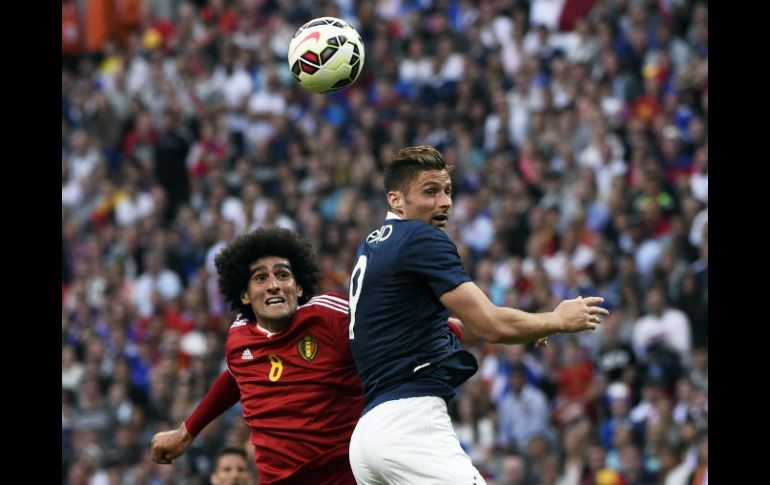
left=439, top=282, right=608, bottom=344
left=151, top=369, right=241, bottom=464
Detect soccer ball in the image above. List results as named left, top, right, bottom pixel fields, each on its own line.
left=288, top=17, right=365, bottom=93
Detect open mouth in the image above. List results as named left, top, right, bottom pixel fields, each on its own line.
left=265, top=297, right=286, bottom=306
left=433, top=214, right=449, bottom=223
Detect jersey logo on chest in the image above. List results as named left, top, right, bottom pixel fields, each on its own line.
left=297, top=335, right=319, bottom=362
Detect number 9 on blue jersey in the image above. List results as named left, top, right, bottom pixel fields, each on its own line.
left=348, top=255, right=367, bottom=339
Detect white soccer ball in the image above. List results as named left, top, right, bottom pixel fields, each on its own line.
left=287, top=17, right=365, bottom=93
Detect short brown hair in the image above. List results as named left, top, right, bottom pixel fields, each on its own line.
left=383, top=146, right=450, bottom=194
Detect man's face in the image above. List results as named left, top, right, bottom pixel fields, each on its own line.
left=210, top=453, right=252, bottom=485
left=391, top=169, right=452, bottom=230
left=241, top=256, right=303, bottom=329
left=647, top=288, right=665, bottom=315
left=509, top=370, right=525, bottom=392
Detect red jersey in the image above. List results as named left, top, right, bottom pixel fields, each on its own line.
left=225, top=293, right=362, bottom=484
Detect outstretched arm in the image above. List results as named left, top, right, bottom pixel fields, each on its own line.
left=440, top=282, right=608, bottom=344
left=151, top=369, right=241, bottom=464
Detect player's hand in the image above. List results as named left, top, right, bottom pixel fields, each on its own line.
left=151, top=425, right=195, bottom=464
left=553, top=296, right=609, bottom=333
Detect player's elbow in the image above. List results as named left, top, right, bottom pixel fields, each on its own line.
left=485, top=310, right=528, bottom=344
left=469, top=324, right=505, bottom=343
left=485, top=323, right=526, bottom=344
left=461, top=307, right=521, bottom=343
left=485, top=328, right=510, bottom=344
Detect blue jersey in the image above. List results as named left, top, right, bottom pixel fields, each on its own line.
left=348, top=217, right=478, bottom=414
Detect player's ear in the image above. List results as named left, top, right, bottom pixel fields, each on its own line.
left=240, top=290, right=250, bottom=305
left=296, top=285, right=303, bottom=297
left=387, top=190, right=403, bottom=213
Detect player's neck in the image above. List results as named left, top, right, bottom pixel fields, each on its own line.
left=256, top=318, right=291, bottom=334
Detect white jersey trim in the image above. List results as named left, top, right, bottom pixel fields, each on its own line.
left=311, top=294, right=348, bottom=307
left=301, top=295, right=349, bottom=314
left=302, top=300, right=349, bottom=315
left=255, top=323, right=280, bottom=337
left=230, top=313, right=248, bottom=329
left=307, top=297, right=348, bottom=312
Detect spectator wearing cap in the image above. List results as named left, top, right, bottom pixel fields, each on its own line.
left=599, top=382, right=633, bottom=450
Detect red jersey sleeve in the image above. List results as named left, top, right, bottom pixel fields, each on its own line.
left=184, top=369, right=240, bottom=436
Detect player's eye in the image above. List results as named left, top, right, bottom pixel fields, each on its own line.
left=254, top=274, right=268, bottom=282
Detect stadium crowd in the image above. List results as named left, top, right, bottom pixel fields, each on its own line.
left=62, top=0, right=707, bottom=483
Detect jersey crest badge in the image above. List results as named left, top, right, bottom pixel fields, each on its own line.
left=297, top=335, right=318, bottom=362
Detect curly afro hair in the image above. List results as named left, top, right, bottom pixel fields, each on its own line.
left=214, top=228, right=321, bottom=321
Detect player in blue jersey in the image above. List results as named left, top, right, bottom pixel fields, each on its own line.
left=347, top=145, right=609, bottom=484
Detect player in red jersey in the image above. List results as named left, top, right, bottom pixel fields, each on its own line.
left=151, top=228, right=363, bottom=484
left=150, top=227, right=466, bottom=483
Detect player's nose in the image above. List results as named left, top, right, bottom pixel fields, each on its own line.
left=438, top=191, right=452, bottom=208
left=266, top=274, right=281, bottom=289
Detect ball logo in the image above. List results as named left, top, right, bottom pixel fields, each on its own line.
left=297, top=335, right=318, bottom=362
left=366, top=224, right=393, bottom=244
left=290, top=31, right=321, bottom=57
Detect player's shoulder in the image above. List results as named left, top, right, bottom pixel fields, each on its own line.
left=396, top=220, right=452, bottom=249
left=387, top=219, right=448, bottom=243
left=228, top=314, right=250, bottom=332
left=299, top=292, right=349, bottom=316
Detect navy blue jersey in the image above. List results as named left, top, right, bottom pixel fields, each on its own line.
left=348, top=217, right=478, bottom=414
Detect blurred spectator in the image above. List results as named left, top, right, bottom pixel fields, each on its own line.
left=209, top=446, right=255, bottom=485
left=62, top=344, right=86, bottom=392
left=498, top=363, right=553, bottom=451
left=599, top=382, right=633, bottom=449
left=452, top=381, right=495, bottom=467
left=154, top=108, right=192, bottom=224
left=554, top=338, right=597, bottom=425
left=632, top=286, right=691, bottom=366
left=618, top=442, right=657, bottom=484
left=132, top=250, right=183, bottom=318
left=496, top=453, right=529, bottom=485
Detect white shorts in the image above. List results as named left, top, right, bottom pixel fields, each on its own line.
left=349, top=396, right=486, bottom=485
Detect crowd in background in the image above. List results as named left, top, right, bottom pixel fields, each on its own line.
left=62, top=0, right=708, bottom=483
